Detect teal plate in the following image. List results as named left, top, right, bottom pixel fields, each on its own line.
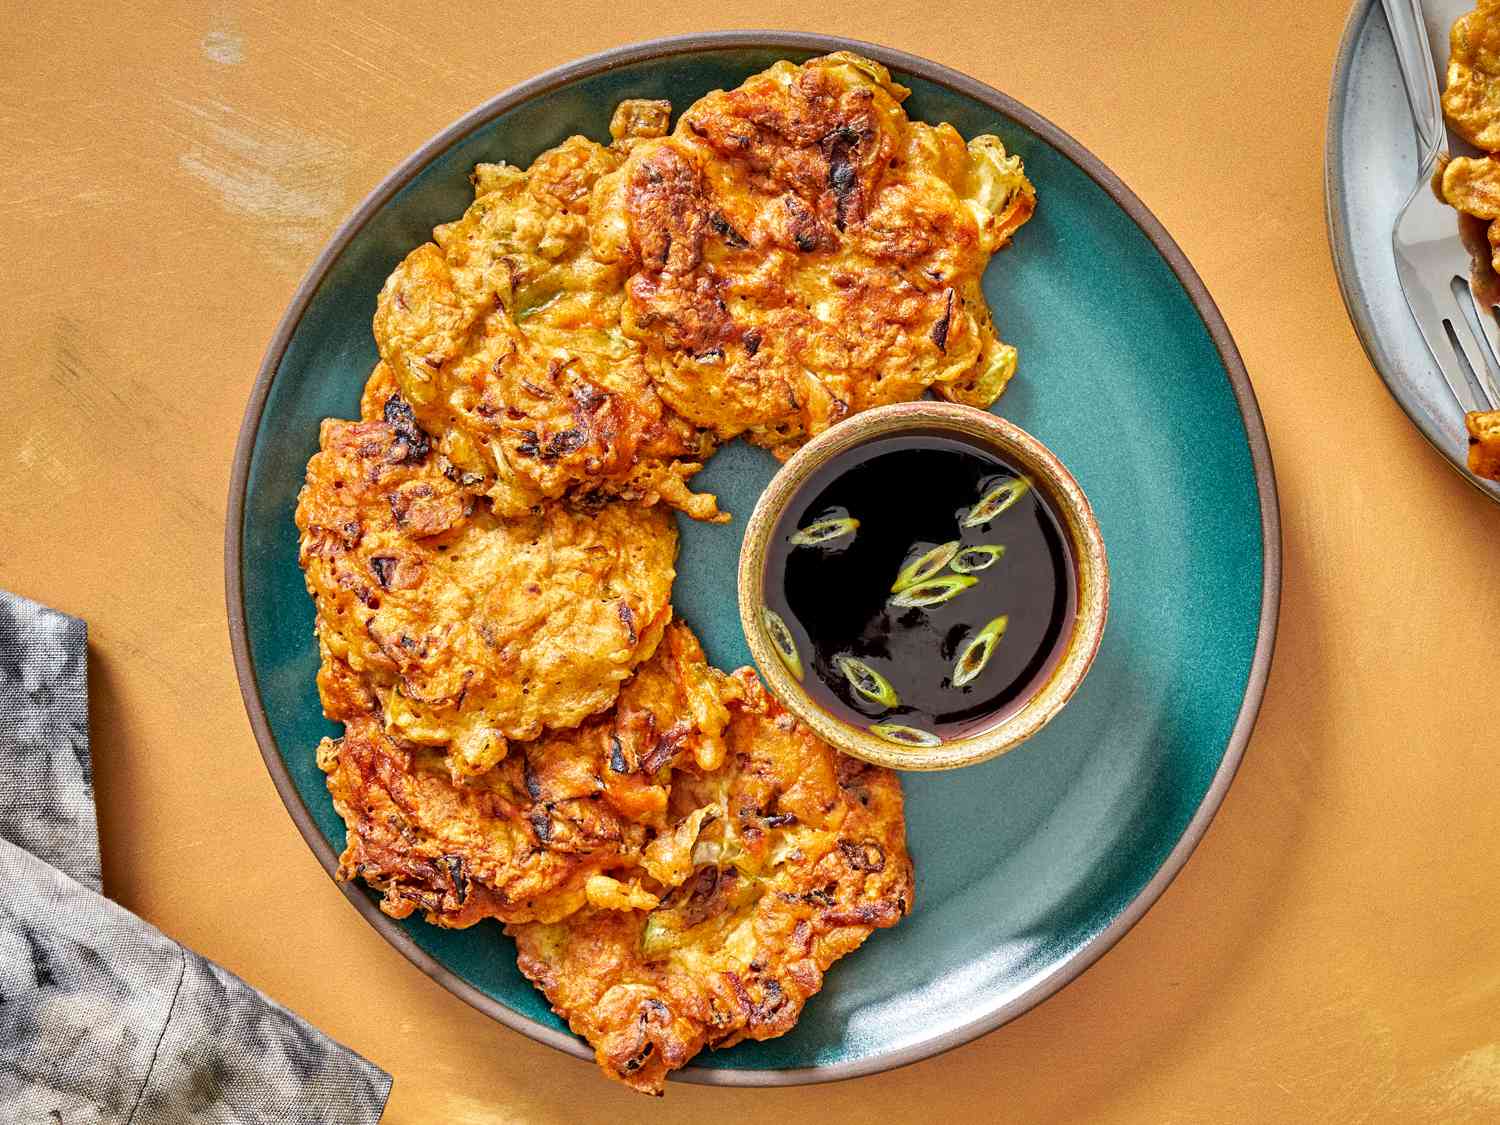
left=227, top=33, right=1279, bottom=1086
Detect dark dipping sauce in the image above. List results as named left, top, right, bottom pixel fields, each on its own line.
left=763, top=431, right=1075, bottom=744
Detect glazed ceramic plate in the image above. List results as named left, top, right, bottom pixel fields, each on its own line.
left=228, top=33, right=1279, bottom=1085
left=1327, top=0, right=1500, bottom=503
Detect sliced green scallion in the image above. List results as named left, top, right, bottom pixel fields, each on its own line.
left=869, top=722, right=942, bottom=748
left=832, top=654, right=900, bottom=708
left=889, top=573, right=976, bottom=609
left=962, top=476, right=1031, bottom=527
left=890, top=540, right=959, bottom=592
left=950, top=544, right=1006, bottom=573
left=953, top=615, right=1009, bottom=687
left=789, top=514, right=860, bottom=547
left=761, top=608, right=803, bottom=681
left=513, top=285, right=562, bottom=322
left=641, top=913, right=675, bottom=957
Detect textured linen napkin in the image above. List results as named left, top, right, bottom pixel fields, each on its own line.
left=0, top=589, right=392, bottom=1124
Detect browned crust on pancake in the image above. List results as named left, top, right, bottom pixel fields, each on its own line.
left=507, top=669, right=913, bottom=1093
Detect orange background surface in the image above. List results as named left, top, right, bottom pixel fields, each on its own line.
left=4, top=1, right=1500, bottom=1121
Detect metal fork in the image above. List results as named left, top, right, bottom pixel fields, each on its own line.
left=1386, top=0, right=1500, bottom=414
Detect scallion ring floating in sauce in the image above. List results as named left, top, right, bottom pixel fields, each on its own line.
left=890, top=540, right=959, bottom=593
left=762, top=607, right=803, bottom=680
left=952, top=615, right=1009, bottom=687
left=789, top=513, right=860, bottom=547
left=950, top=544, right=1006, bottom=573
left=832, top=654, right=900, bottom=708
left=962, top=477, right=1031, bottom=527
left=889, top=573, right=976, bottom=609
left=869, top=722, right=942, bottom=748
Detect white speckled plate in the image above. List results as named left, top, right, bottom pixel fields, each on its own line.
left=1327, top=0, right=1500, bottom=502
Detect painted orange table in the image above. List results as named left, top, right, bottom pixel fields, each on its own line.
left=3, top=1, right=1498, bottom=1120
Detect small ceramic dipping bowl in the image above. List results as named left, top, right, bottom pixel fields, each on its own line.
left=738, top=401, right=1109, bottom=770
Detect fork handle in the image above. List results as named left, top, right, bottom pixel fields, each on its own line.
left=1382, top=0, right=1445, bottom=161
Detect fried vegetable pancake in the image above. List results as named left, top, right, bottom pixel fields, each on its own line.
left=297, top=409, right=677, bottom=777
left=319, top=624, right=733, bottom=926
left=508, top=669, right=913, bottom=1094
left=298, top=54, right=978, bottom=1091
left=373, top=132, right=724, bottom=522
left=372, top=53, right=1034, bottom=498
left=591, top=52, right=1034, bottom=456
left=1441, top=5, right=1500, bottom=481
left=1445, top=0, right=1500, bottom=150
left=1440, top=155, right=1500, bottom=299
left=1468, top=409, right=1500, bottom=477
left=1442, top=155, right=1500, bottom=223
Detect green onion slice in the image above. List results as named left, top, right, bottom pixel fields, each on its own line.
left=833, top=654, right=900, bottom=708
left=953, top=615, right=1009, bottom=687
left=891, top=540, right=959, bottom=592
left=950, top=544, right=1007, bottom=573
left=640, top=913, right=674, bottom=957
left=789, top=512, right=859, bottom=547
left=869, top=722, right=942, bottom=748
left=761, top=608, right=803, bottom=681
left=513, top=285, right=562, bottom=322
left=962, top=476, right=1031, bottom=527
left=889, top=574, right=977, bottom=609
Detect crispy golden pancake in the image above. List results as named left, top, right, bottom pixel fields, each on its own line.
left=1468, top=409, right=1500, bottom=477
left=372, top=133, right=723, bottom=522
left=320, top=624, right=733, bottom=927
left=1440, top=6, right=1500, bottom=482
left=591, top=52, right=1034, bottom=456
left=1440, top=156, right=1500, bottom=297
left=298, top=54, right=977, bottom=1092
left=508, top=669, right=913, bottom=1094
left=1445, top=0, right=1500, bottom=150
left=297, top=410, right=678, bottom=777
left=372, top=54, right=1033, bottom=499
left=1442, top=155, right=1500, bottom=221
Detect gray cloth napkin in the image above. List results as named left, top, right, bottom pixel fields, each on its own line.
left=0, top=590, right=392, bottom=1123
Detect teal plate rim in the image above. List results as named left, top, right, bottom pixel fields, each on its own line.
left=226, top=30, right=1282, bottom=1087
